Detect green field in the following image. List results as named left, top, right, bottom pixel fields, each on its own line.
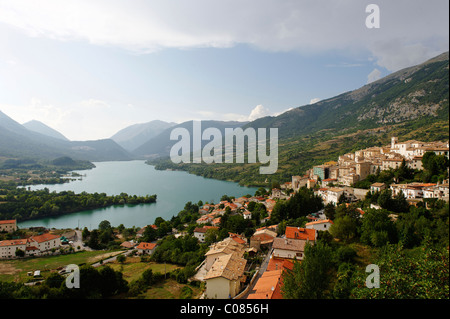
left=0, top=250, right=122, bottom=282
left=107, top=257, right=181, bottom=283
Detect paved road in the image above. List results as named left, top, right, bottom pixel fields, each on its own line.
left=91, top=250, right=133, bottom=268
left=71, top=230, right=92, bottom=251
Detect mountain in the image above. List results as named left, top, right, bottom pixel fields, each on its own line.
left=151, top=51, right=449, bottom=186
left=0, top=110, right=133, bottom=162
left=111, top=120, right=176, bottom=152
left=133, top=120, right=247, bottom=159
left=247, top=51, right=449, bottom=139
left=23, top=120, right=69, bottom=141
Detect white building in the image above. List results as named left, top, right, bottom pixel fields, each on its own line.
left=0, top=232, right=61, bottom=259
left=0, top=239, right=27, bottom=259
left=305, top=219, right=334, bottom=232
left=204, top=253, right=247, bottom=299
left=272, top=237, right=308, bottom=260
left=326, top=188, right=345, bottom=205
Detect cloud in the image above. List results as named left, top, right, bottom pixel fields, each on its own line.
left=0, top=0, right=447, bottom=70
left=248, top=104, right=270, bottom=121
left=367, top=68, right=382, bottom=84
left=309, top=98, right=321, bottom=104
left=195, top=104, right=293, bottom=123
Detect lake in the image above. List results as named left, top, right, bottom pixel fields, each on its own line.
left=18, top=160, right=259, bottom=230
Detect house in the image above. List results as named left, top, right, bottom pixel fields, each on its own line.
left=194, top=226, right=218, bottom=243
left=250, top=229, right=277, bottom=251
left=136, top=242, right=157, bottom=255
left=204, top=237, right=245, bottom=271
left=228, top=232, right=247, bottom=245
left=305, top=219, right=334, bottom=232
left=204, top=253, right=247, bottom=299
left=326, top=187, right=345, bottom=205
left=0, top=239, right=28, bottom=259
left=370, top=182, right=386, bottom=193
left=265, top=257, right=294, bottom=273
left=272, top=237, right=308, bottom=260
left=423, top=183, right=449, bottom=201
left=285, top=226, right=316, bottom=241
left=28, top=233, right=61, bottom=253
left=292, top=175, right=309, bottom=192
left=0, top=232, right=61, bottom=259
left=246, top=255, right=296, bottom=299
left=271, top=188, right=282, bottom=198
left=0, top=220, right=17, bottom=233
left=120, top=241, right=137, bottom=249
left=196, top=215, right=213, bottom=225
left=247, top=269, right=283, bottom=299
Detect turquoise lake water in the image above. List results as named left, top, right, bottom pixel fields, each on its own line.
left=18, top=160, right=259, bottom=230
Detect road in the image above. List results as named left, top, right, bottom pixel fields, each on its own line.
left=72, top=230, right=92, bottom=251
left=91, top=250, right=134, bottom=268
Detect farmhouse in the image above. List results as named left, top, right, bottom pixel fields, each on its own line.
left=136, top=242, right=157, bottom=255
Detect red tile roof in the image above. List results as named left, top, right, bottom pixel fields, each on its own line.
left=285, top=226, right=316, bottom=241
left=229, top=233, right=246, bottom=244
left=247, top=269, right=283, bottom=299
left=0, top=239, right=27, bottom=247
left=30, top=233, right=60, bottom=243
left=136, top=242, right=157, bottom=250
left=266, top=257, right=294, bottom=271
left=0, top=220, right=16, bottom=225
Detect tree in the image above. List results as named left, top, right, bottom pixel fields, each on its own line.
left=15, top=249, right=25, bottom=257
left=360, top=208, right=398, bottom=247
left=282, top=242, right=334, bottom=299
left=330, top=215, right=359, bottom=243
left=98, top=220, right=112, bottom=231
left=116, top=254, right=126, bottom=264
left=141, top=225, right=157, bottom=242
left=82, top=227, right=90, bottom=239
left=351, top=243, right=449, bottom=299
left=333, top=262, right=356, bottom=299
left=87, top=229, right=100, bottom=250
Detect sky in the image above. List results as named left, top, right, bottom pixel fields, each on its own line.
left=0, top=0, right=448, bottom=141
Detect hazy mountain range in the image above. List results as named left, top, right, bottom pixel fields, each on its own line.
left=110, top=120, right=177, bottom=152
left=1, top=51, right=448, bottom=170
